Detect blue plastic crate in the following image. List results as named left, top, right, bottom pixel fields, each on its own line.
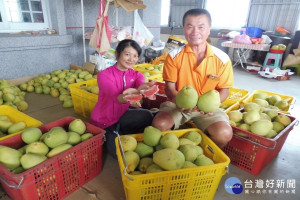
left=241, top=27, right=264, bottom=38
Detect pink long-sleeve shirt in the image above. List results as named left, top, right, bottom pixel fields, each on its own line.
left=90, top=64, right=145, bottom=129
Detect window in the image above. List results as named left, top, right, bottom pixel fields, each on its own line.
left=0, top=0, right=50, bottom=33
left=160, top=0, right=170, bottom=26
left=206, top=0, right=250, bottom=29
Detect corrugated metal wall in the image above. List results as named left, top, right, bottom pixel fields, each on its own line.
left=169, top=0, right=205, bottom=27
left=247, top=0, right=300, bottom=33
left=168, top=0, right=299, bottom=33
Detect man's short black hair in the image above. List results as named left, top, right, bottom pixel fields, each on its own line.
left=182, top=8, right=212, bottom=27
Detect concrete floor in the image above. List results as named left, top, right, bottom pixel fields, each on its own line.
left=0, top=66, right=299, bottom=200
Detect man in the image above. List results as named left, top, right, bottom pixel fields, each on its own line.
left=152, top=8, right=233, bottom=148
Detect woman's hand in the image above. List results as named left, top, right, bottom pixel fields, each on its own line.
left=117, top=88, right=139, bottom=104
left=123, top=88, right=139, bottom=95
left=137, top=80, right=155, bottom=92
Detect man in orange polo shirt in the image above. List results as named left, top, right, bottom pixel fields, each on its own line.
left=152, top=8, right=234, bottom=148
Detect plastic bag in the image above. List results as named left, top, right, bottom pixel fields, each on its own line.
left=133, top=10, right=154, bottom=48
left=232, top=28, right=252, bottom=44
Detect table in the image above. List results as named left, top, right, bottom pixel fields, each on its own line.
left=221, top=41, right=270, bottom=70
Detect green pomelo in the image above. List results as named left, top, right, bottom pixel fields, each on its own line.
left=63, top=99, right=73, bottom=108
left=0, top=147, right=22, bottom=170
left=178, top=144, right=198, bottom=162
left=143, top=126, right=162, bottom=147
left=182, top=161, right=197, bottom=168
left=194, top=154, right=214, bottom=166
left=265, top=110, right=278, bottom=121
left=67, top=131, right=81, bottom=145
left=194, top=145, right=204, bottom=156
left=267, top=95, right=281, bottom=105
left=146, top=164, right=164, bottom=173
left=153, top=148, right=185, bottom=170
left=243, top=110, right=260, bottom=125
left=18, top=145, right=28, bottom=155
left=138, top=157, right=153, bottom=173
left=15, top=101, right=28, bottom=111
left=244, top=102, right=260, bottom=112
left=160, top=133, right=179, bottom=149
left=197, top=90, right=221, bottom=113
left=134, top=142, right=154, bottom=158
left=0, top=115, right=10, bottom=121
left=0, top=120, right=13, bottom=133
left=183, top=131, right=202, bottom=145
left=124, top=151, right=140, bottom=173
left=43, top=127, right=69, bottom=148
left=274, top=100, right=289, bottom=110
left=68, top=119, right=86, bottom=135
left=253, top=92, right=269, bottom=100
left=22, top=127, right=43, bottom=144
left=250, top=120, right=273, bottom=136
left=253, top=98, right=269, bottom=107
left=265, top=129, right=278, bottom=138
left=274, top=115, right=291, bottom=126
left=35, top=85, right=43, bottom=94
left=20, top=153, right=47, bottom=170
left=272, top=121, right=285, bottom=133
left=237, top=123, right=250, bottom=137
left=179, top=138, right=196, bottom=146
left=80, top=133, right=93, bottom=142
left=229, top=120, right=236, bottom=126
left=26, top=142, right=49, bottom=155
left=119, top=135, right=137, bottom=152
left=3, top=93, right=15, bottom=102
left=47, top=144, right=72, bottom=158
left=11, top=166, right=25, bottom=174
left=130, top=171, right=143, bottom=175
left=260, top=113, right=271, bottom=121
left=8, top=121, right=26, bottom=134
left=176, top=85, right=198, bottom=110
left=155, top=144, right=165, bottom=151
left=228, top=110, right=243, bottom=123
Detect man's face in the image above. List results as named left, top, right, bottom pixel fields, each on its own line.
left=183, top=14, right=211, bottom=46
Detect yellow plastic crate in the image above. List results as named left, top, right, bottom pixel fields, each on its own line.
left=116, top=128, right=230, bottom=200
left=227, top=88, right=249, bottom=103
left=148, top=73, right=163, bottom=82
left=241, top=89, right=295, bottom=114
left=69, top=79, right=98, bottom=118
left=0, top=105, right=42, bottom=141
left=133, top=63, right=163, bottom=75
left=221, top=99, right=240, bottom=114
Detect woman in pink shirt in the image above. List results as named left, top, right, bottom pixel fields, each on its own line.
left=90, top=39, right=153, bottom=158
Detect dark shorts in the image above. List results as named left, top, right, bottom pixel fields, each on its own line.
left=104, top=108, right=153, bottom=159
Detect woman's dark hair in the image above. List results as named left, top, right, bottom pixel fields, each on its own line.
left=115, top=39, right=142, bottom=58
left=182, top=8, right=212, bottom=27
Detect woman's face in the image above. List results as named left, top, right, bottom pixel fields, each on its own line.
left=184, top=14, right=211, bottom=47
left=116, top=46, right=139, bottom=71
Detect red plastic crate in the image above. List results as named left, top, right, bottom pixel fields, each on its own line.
left=0, top=116, right=105, bottom=200
left=223, top=113, right=298, bottom=175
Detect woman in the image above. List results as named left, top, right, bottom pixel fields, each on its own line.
left=90, top=39, right=153, bottom=159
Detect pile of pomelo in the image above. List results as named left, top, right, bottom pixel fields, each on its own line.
left=119, top=126, right=215, bottom=174
left=0, top=118, right=92, bottom=174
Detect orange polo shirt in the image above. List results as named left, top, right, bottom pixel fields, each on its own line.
left=163, top=43, right=233, bottom=96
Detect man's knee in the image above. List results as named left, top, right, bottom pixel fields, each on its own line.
left=207, top=122, right=233, bottom=148
left=152, top=111, right=174, bottom=131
